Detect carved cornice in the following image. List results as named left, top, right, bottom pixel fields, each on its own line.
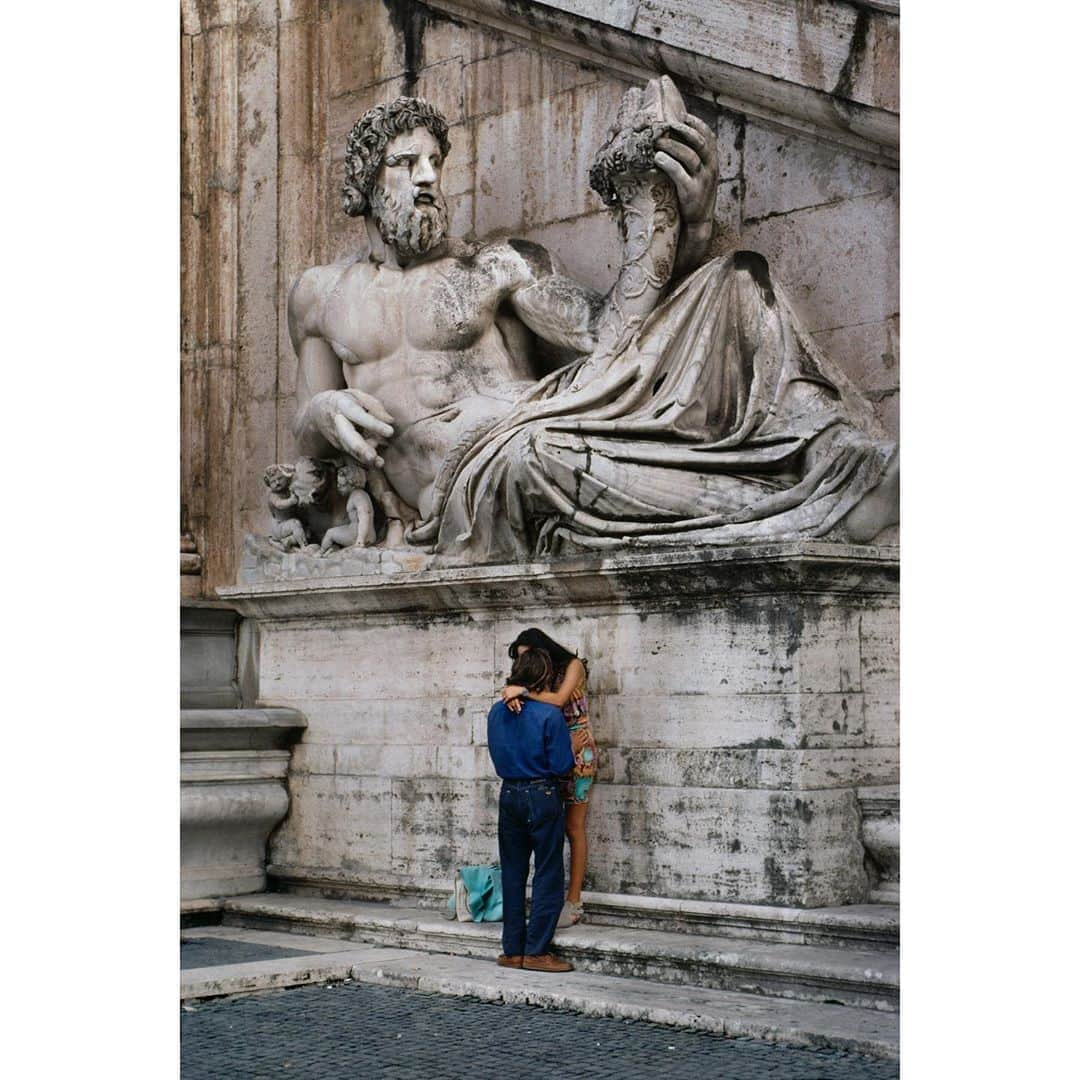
left=423, top=0, right=898, bottom=164
left=219, top=541, right=899, bottom=621
left=181, top=708, right=308, bottom=752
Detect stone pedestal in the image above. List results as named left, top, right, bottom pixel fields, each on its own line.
left=220, top=541, right=897, bottom=908
left=181, top=708, right=307, bottom=900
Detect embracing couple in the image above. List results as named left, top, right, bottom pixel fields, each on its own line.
left=485, top=628, right=598, bottom=972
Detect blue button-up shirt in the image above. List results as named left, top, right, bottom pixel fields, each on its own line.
left=486, top=698, right=575, bottom=781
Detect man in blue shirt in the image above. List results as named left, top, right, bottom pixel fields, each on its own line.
left=487, top=648, right=576, bottom=972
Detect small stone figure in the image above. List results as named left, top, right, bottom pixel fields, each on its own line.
left=263, top=464, right=307, bottom=551
left=319, top=462, right=377, bottom=553
left=288, top=457, right=347, bottom=547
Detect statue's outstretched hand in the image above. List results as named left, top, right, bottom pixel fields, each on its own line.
left=654, top=113, right=718, bottom=229
left=306, top=388, right=395, bottom=468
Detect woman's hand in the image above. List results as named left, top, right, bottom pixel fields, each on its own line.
left=502, top=684, right=526, bottom=714
left=571, top=728, right=590, bottom=754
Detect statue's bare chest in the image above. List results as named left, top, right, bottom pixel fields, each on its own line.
left=319, top=258, right=506, bottom=365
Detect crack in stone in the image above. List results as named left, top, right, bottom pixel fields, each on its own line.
left=742, top=188, right=891, bottom=228
left=811, top=314, right=900, bottom=335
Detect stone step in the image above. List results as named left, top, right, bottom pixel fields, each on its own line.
left=181, top=927, right=898, bottom=1059
left=181, top=897, right=225, bottom=929
left=268, top=873, right=899, bottom=951
left=222, top=894, right=898, bottom=1012
left=577, top=892, right=898, bottom=952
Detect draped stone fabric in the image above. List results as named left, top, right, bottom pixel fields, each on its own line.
left=410, top=253, right=895, bottom=562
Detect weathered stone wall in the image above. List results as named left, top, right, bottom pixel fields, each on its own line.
left=182, top=0, right=280, bottom=596
left=182, top=0, right=899, bottom=597
left=222, top=545, right=899, bottom=907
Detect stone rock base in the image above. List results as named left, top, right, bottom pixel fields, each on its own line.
left=239, top=535, right=458, bottom=583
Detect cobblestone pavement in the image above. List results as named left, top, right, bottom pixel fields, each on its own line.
left=181, top=937, right=320, bottom=970
left=181, top=981, right=899, bottom=1079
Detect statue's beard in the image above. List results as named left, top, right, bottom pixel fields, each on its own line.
left=370, top=186, right=448, bottom=259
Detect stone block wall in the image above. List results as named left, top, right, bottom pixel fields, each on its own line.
left=223, top=546, right=899, bottom=907
left=182, top=0, right=899, bottom=596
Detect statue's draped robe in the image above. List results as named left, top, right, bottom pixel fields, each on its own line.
left=410, top=253, right=895, bottom=562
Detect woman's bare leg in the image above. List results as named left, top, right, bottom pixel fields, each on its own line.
left=565, top=801, right=589, bottom=904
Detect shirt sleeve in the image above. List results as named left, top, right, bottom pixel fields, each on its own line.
left=486, top=702, right=506, bottom=778
left=545, top=708, right=575, bottom=777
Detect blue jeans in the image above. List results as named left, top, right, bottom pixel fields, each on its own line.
left=498, top=779, right=566, bottom=956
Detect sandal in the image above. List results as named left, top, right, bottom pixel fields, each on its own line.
left=557, top=900, right=584, bottom=928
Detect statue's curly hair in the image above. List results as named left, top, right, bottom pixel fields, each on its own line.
left=263, top=462, right=295, bottom=487
left=342, top=97, right=452, bottom=217
left=336, top=461, right=368, bottom=489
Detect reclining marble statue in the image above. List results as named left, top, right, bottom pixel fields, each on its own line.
left=268, top=77, right=898, bottom=564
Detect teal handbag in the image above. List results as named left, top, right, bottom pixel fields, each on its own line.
left=447, top=863, right=503, bottom=922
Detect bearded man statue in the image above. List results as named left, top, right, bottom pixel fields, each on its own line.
left=342, top=97, right=451, bottom=260
left=287, top=83, right=898, bottom=563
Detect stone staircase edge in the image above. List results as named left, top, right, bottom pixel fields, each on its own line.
left=221, top=895, right=898, bottom=1000
left=360, top=963, right=899, bottom=1060
left=259, top=871, right=900, bottom=945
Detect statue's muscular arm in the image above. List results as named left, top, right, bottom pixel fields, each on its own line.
left=495, top=239, right=605, bottom=357
left=491, top=92, right=718, bottom=369
left=288, top=265, right=395, bottom=467
left=493, top=128, right=717, bottom=379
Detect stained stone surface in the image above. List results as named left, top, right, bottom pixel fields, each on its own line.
left=221, top=544, right=898, bottom=908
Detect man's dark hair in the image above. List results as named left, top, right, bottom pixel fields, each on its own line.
left=508, top=649, right=553, bottom=693
left=342, top=96, right=452, bottom=217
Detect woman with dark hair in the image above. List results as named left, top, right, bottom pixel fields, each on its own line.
left=503, top=627, right=598, bottom=927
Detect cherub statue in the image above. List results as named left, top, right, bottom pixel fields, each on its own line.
left=263, top=463, right=307, bottom=551
left=319, top=462, right=377, bottom=553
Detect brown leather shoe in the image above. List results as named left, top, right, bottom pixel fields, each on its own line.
left=496, top=954, right=524, bottom=968
left=522, top=953, right=574, bottom=973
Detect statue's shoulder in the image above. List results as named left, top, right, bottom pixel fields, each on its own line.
left=288, top=256, right=369, bottom=329
left=444, top=236, right=483, bottom=261
left=462, top=237, right=555, bottom=285
left=444, top=237, right=517, bottom=272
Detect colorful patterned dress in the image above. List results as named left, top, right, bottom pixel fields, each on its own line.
left=558, top=666, right=599, bottom=805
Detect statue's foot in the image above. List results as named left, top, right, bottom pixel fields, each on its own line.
left=842, top=449, right=899, bottom=544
